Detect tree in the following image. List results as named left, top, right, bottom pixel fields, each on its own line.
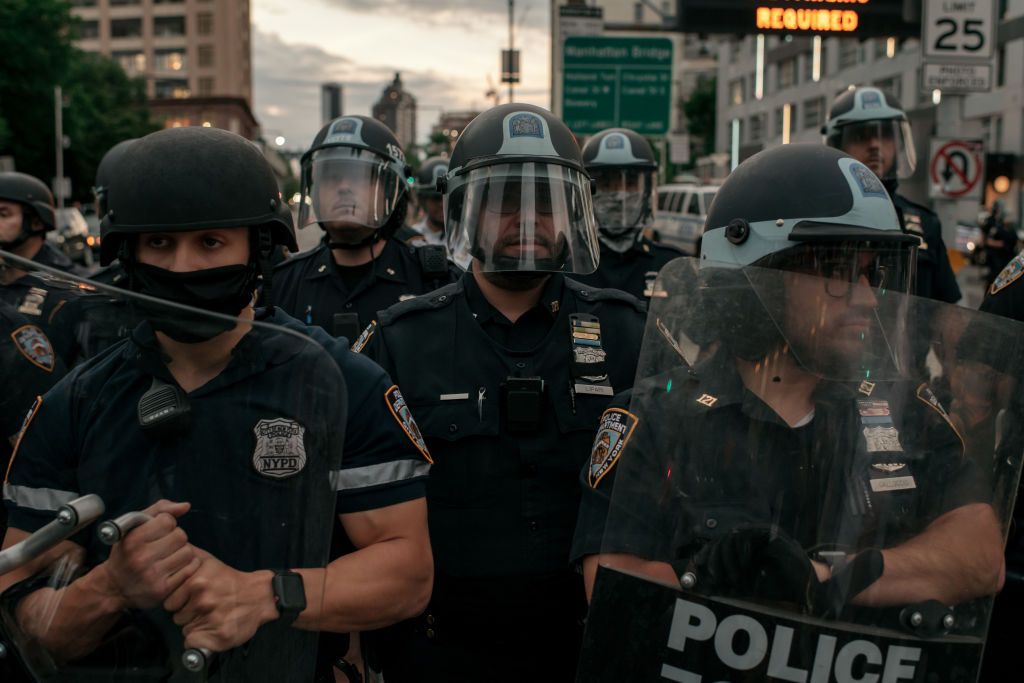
left=0, top=0, right=157, bottom=202
left=683, top=75, right=717, bottom=159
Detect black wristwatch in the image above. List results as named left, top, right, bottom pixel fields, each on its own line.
left=271, top=570, right=307, bottom=625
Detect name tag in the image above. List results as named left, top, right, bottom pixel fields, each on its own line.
left=870, top=476, right=916, bottom=493
left=440, top=393, right=470, bottom=401
left=575, top=383, right=614, bottom=396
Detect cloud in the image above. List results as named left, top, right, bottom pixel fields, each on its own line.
left=313, top=0, right=547, bottom=31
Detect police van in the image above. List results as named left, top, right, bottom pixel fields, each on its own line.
left=651, top=183, right=717, bottom=255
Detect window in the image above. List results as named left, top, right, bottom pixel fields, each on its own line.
left=774, top=104, right=796, bottom=139
left=197, top=12, right=213, bottom=35
left=110, top=0, right=141, bottom=5
left=749, top=113, right=765, bottom=142
left=803, top=97, right=825, bottom=130
left=997, top=47, right=1006, bottom=88
left=838, top=39, right=859, bottom=69
left=154, top=49, right=186, bottom=71
left=154, top=16, right=186, bottom=37
left=110, top=18, right=142, bottom=38
left=77, top=20, right=99, bottom=39
left=701, top=192, right=716, bottom=214
left=729, top=78, right=744, bottom=105
left=685, top=193, right=701, bottom=216
left=777, top=58, right=797, bottom=90
left=872, top=76, right=902, bottom=103
left=774, top=106, right=784, bottom=137
left=155, top=79, right=190, bottom=99
left=113, top=50, right=145, bottom=72
left=729, top=40, right=742, bottom=64
left=198, top=45, right=214, bottom=67
left=154, top=0, right=185, bottom=3
left=670, top=192, right=685, bottom=213
left=199, top=77, right=215, bottom=96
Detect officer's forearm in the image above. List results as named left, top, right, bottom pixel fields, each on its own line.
left=14, top=562, right=128, bottom=663
left=292, top=535, right=433, bottom=633
left=851, top=503, right=1004, bottom=607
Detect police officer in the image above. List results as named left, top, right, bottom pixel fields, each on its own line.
left=274, top=116, right=459, bottom=342
left=1, top=127, right=433, bottom=681
left=573, top=145, right=1002, bottom=622
left=409, top=156, right=449, bottom=248
left=362, top=104, right=646, bottom=683
left=0, top=171, right=86, bottom=277
left=824, top=87, right=960, bottom=304
left=572, top=128, right=683, bottom=301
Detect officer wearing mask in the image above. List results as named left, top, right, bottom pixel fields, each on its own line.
left=824, top=86, right=960, bottom=304
left=274, top=116, right=459, bottom=342
left=572, top=128, right=683, bottom=301
left=409, top=156, right=449, bottom=248
left=1, top=127, right=433, bottom=682
left=360, top=104, right=646, bottom=683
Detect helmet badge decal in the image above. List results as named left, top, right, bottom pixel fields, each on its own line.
left=860, top=91, right=882, bottom=109
left=605, top=134, right=626, bottom=150
left=509, top=112, right=545, bottom=139
left=324, top=117, right=363, bottom=145
left=849, top=162, right=887, bottom=199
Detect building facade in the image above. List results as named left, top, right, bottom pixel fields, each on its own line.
left=372, top=73, right=417, bottom=152
left=70, top=0, right=258, bottom=137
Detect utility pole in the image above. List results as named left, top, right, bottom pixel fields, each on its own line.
left=508, top=0, right=515, bottom=103
left=54, top=85, right=65, bottom=210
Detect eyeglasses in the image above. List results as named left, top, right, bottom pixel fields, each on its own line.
left=817, top=259, right=888, bottom=298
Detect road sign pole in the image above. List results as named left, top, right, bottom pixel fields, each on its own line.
left=934, top=95, right=964, bottom=249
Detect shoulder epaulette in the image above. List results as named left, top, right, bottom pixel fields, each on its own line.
left=378, top=281, right=462, bottom=325
left=564, top=277, right=646, bottom=313
left=273, top=244, right=324, bottom=270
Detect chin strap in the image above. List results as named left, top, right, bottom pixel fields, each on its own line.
left=0, top=213, right=44, bottom=252
left=256, top=227, right=276, bottom=315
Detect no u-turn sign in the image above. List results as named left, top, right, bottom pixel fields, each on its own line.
left=929, top=138, right=984, bottom=200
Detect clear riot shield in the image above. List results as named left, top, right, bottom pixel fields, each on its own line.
left=579, top=256, right=1024, bottom=683
left=0, top=251, right=344, bottom=682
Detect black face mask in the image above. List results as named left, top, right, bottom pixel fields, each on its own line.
left=130, top=263, right=256, bottom=343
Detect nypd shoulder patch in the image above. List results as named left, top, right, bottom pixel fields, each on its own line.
left=385, top=385, right=433, bottom=463
left=351, top=321, right=376, bottom=354
left=915, top=383, right=965, bottom=456
left=252, top=418, right=307, bottom=479
left=11, top=325, right=56, bottom=372
left=588, top=408, right=639, bottom=489
left=990, top=252, right=1024, bottom=296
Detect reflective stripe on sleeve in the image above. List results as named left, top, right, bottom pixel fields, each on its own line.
left=2, top=483, right=80, bottom=512
left=329, top=459, right=431, bottom=492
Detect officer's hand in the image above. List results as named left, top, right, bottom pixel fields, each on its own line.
left=103, top=499, right=198, bottom=609
left=689, top=525, right=818, bottom=604
left=164, top=548, right=278, bottom=653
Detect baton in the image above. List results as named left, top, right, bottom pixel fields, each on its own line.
left=0, top=495, right=105, bottom=576
left=96, top=511, right=152, bottom=546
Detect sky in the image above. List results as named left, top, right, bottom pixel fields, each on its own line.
left=251, top=0, right=552, bottom=154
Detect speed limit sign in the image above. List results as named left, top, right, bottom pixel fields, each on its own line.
left=923, top=0, right=997, bottom=61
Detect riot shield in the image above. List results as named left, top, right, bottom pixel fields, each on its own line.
left=579, top=256, right=1024, bottom=683
left=0, top=251, right=345, bottom=682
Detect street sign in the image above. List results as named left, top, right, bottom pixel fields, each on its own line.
left=562, top=36, right=673, bottom=136
left=923, top=62, right=992, bottom=93
left=929, top=139, right=985, bottom=201
left=673, top=0, right=920, bottom=39
left=923, top=0, right=997, bottom=61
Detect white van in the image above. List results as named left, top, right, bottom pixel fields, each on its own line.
left=652, top=184, right=718, bottom=255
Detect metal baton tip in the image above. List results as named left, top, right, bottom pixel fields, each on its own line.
left=182, top=647, right=212, bottom=672
left=97, top=522, right=121, bottom=545
left=680, top=572, right=697, bottom=589
left=942, top=614, right=955, bottom=629
left=97, top=511, right=152, bottom=546
left=56, top=508, right=76, bottom=526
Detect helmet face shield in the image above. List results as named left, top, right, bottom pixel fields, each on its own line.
left=590, top=168, right=654, bottom=236
left=299, top=147, right=407, bottom=231
left=760, top=240, right=917, bottom=299
left=445, top=162, right=599, bottom=274
left=836, top=118, right=916, bottom=181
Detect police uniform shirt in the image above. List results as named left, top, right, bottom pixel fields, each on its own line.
left=893, top=194, right=961, bottom=304
left=273, top=236, right=460, bottom=339
left=0, top=272, right=93, bottom=367
left=572, top=237, right=683, bottom=302
left=32, top=241, right=90, bottom=276
left=365, top=271, right=645, bottom=581
left=572, top=350, right=984, bottom=565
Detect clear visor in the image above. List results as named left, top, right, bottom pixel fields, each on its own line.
left=445, top=162, right=600, bottom=274
left=298, top=147, right=406, bottom=231
left=837, top=119, right=916, bottom=181
left=590, top=168, right=655, bottom=235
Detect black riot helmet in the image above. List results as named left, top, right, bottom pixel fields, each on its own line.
left=582, top=128, right=658, bottom=249
left=442, top=103, right=599, bottom=274
left=298, top=115, right=411, bottom=249
left=414, top=156, right=449, bottom=201
left=823, top=86, right=916, bottom=182
left=700, top=143, right=918, bottom=363
left=0, top=172, right=55, bottom=249
left=93, top=138, right=138, bottom=219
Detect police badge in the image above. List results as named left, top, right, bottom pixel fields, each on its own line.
left=605, top=134, right=625, bottom=150
left=11, top=324, right=56, bottom=372
left=508, top=113, right=544, bottom=139
left=252, top=418, right=307, bottom=479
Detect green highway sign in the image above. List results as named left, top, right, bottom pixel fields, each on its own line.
left=562, top=36, right=673, bottom=136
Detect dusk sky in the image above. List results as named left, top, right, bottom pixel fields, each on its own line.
left=251, top=0, right=552, bottom=153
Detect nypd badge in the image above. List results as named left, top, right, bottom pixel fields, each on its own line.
left=509, top=113, right=544, bottom=139
left=252, top=418, right=307, bottom=479
left=849, top=163, right=887, bottom=199
left=589, top=408, right=639, bottom=488
left=990, top=252, right=1024, bottom=295
left=385, top=385, right=433, bottom=463
left=11, top=325, right=56, bottom=372
left=606, top=134, right=625, bottom=150
left=351, top=321, right=376, bottom=354
left=863, top=425, right=903, bottom=453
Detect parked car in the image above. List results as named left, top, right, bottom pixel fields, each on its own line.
left=650, top=183, right=718, bottom=255
left=47, top=207, right=93, bottom=267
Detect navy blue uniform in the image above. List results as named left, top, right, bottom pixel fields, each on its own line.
left=273, top=236, right=459, bottom=340
left=892, top=194, right=961, bottom=304
left=363, top=271, right=645, bottom=683
left=3, top=308, right=431, bottom=681
left=572, top=237, right=683, bottom=302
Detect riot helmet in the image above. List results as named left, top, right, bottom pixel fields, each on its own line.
left=414, top=156, right=449, bottom=234
left=700, top=144, right=918, bottom=369
left=93, top=138, right=137, bottom=219
left=582, top=128, right=658, bottom=252
left=100, top=126, right=296, bottom=342
left=443, top=103, right=599, bottom=274
left=0, top=172, right=55, bottom=250
left=823, top=86, right=916, bottom=182
left=298, top=115, right=411, bottom=249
